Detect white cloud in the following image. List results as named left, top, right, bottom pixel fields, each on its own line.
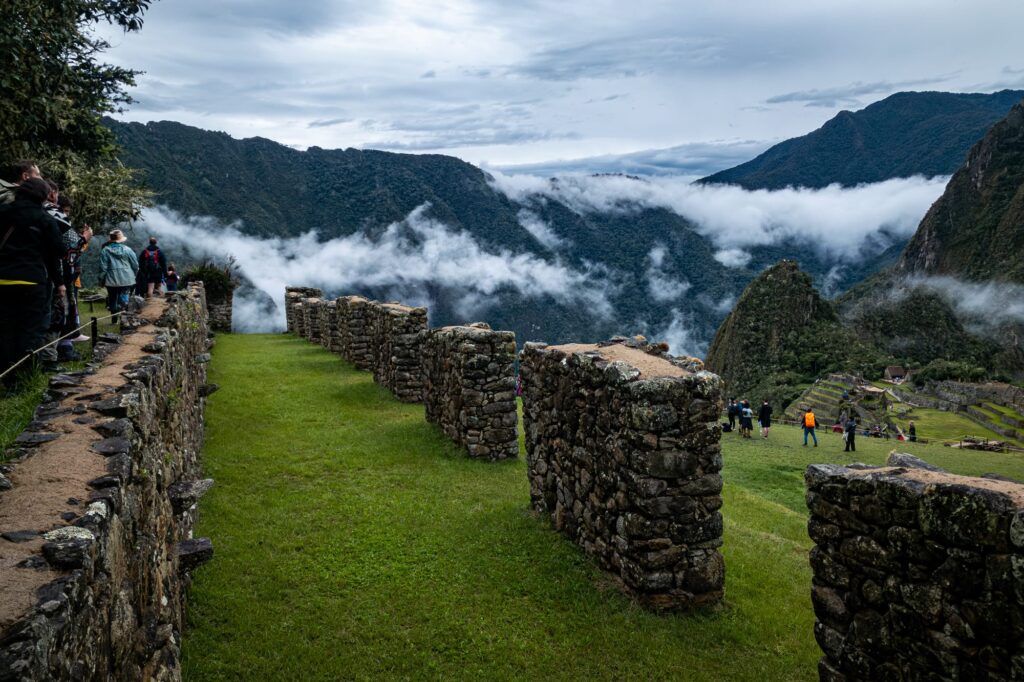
left=102, top=0, right=1024, bottom=166
left=906, top=275, right=1024, bottom=328
left=646, top=246, right=691, bottom=301
left=489, top=171, right=948, bottom=261
left=713, top=249, right=752, bottom=268
left=516, top=209, right=566, bottom=250
left=644, top=309, right=704, bottom=358
left=138, top=203, right=612, bottom=332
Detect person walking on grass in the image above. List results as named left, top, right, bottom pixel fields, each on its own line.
left=758, top=400, right=773, bottom=438
left=803, top=407, right=818, bottom=447
left=844, top=416, right=857, bottom=452
left=727, top=399, right=738, bottom=432
left=740, top=400, right=755, bottom=439
left=908, top=421, right=917, bottom=442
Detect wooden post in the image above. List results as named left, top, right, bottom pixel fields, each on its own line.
left=91, top=317, right=98, bottom=350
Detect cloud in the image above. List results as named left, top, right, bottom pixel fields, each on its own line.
left=639, top=309, right=704, bottom=358
left=906, top=275, right=1024, bottom=329
left=488, top=171, right=948, bottom=262
left=516, top=209, right=566, bottom=250
left=766, top=76, right=954, bottom=108
left=495, top=139, right=773, bottom=178
left=420, top=70, right=436, bottom=79
left=509, top=35, right=724, bottom=81
left=137, top=203, right=612, bottom=332
left=308, top=117, right=353, bottom=128
left=646, top=246, right=691, bottom=301
left=713, top=249, right=752, bottom=269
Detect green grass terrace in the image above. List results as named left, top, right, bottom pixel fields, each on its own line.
left=182, top=334, right=1024, bottom=680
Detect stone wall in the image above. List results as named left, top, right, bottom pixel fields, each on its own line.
left=284, top=286, right=322, bottom=334
left=302, top=297, right=324, bottom=344
left=520, top=338, right=724, bottom=611
left=373, top=303, right=428, bottom=403
left=805, top=453, right=1024, bottom=680
left=337, top=296, right=376, bottom=371
left=207, top=290, right=233, bottom=333
left=0, top=286, right=215, bottom=680
left=321, top=301, right=338, bottom=353
left=422, top=323, right=518, bottom=460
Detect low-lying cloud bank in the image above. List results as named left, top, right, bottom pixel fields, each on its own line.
left=904, top=275, right=1024, bottom=328
left=489, top=171, right=948, bottom=263
left=138, top=203, right=612, bottom=332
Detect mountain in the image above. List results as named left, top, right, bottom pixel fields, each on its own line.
left=897, top=100, right=1024, bottom=281
left=107, top=119, right=747, bottom=345
left=705, top=260, right=887, bottom=406
left=838, top=98, right=1024, bottom=374
left=700, top=90, right=1024, bottom=190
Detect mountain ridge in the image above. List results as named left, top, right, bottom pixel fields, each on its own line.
left=700, top=90, right=1024, bottom=189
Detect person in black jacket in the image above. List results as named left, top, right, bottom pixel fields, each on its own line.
left=0, top=177, right=66, bottom=380
left=758, top=400, right=773, bottom=438
left=844, top=417, right=858, bottom=452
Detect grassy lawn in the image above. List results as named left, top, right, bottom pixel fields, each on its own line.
left=183, top=334, right=1024, bottom=681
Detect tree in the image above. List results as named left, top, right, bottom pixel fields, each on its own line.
left=0, top=0, right=155, bottom=227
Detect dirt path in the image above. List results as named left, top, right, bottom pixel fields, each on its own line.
left=0, top=298, right=164, bottom=628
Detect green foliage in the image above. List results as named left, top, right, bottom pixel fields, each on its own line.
left=180, top=259, right=239, bottom=304
left=0, top=0, right=152, bottom=162
left=702, top=90, right=1024, bottom=189
left=0, top=1, right=155, bottom=229
left=43, top=156, right=153, bottom=230
left=913, top=359, right=989, bottom=384
left=0, top=370, right=48, bottom=460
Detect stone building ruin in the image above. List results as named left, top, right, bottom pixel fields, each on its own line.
left=805, top=453, right=1024, bottom=680
left=422, top=323, right=518, bottom=460
left=520, top=338, right=724, bottom=611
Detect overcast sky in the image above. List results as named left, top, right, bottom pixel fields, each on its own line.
left=101, top=0, right=1024, bottom=174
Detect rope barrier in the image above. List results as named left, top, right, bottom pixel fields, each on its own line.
left=0, top=311, right=121, bottom=382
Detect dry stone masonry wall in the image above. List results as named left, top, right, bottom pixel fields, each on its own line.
left=0, top=285, right=215, bottom=681
left=374, top=304, right=428, bottom=403
left=302, top=297, right=324, bottom=345
left=338, top=296, right=376, bottom=371
left=284, top=286, right=322, bottom=334
left=206, top=290, right=233, bottom=333
left=520, top=338, right=724, bottom=611
left=422, top=323, right=518, bottom=460
left=805, top=453, right=1024, bottom=681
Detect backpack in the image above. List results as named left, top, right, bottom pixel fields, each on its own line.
left=143, top=247, right=161, bottom=272
left=804, top=412, right=816, bottom=428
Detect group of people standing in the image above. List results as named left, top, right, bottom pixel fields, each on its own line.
left=727, top=399, right=773, bottom=439
left=0, top=161, right=91, bottom=377
left=98, top=233, right=177, bottom=316
left=0, top=158, right=177, bottom=383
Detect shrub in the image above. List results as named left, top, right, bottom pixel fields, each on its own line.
left=180, top=259, right=239, bottom=304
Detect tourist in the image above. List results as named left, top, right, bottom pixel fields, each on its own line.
left=0, top=177, right=66, bottom=379
left=727, top=398, right=738, bottom=432
left=844, top=416, right=857, bottom=452
left=166, top=262, right=179, bottom=292
left=908, top=421, right=917, bottom=442
left=100, top=229, right=139, bottom=318
left=138, top=237, right=168, bottom=297
left=0, top=160, right=41, bottom=204
left=803, top=407, right=818, bottom=447
left=758, top=400, right=772, bottom=438
left=55, top=195, right=93, bottom=361
left=740, top=400, right=755, bottom=438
